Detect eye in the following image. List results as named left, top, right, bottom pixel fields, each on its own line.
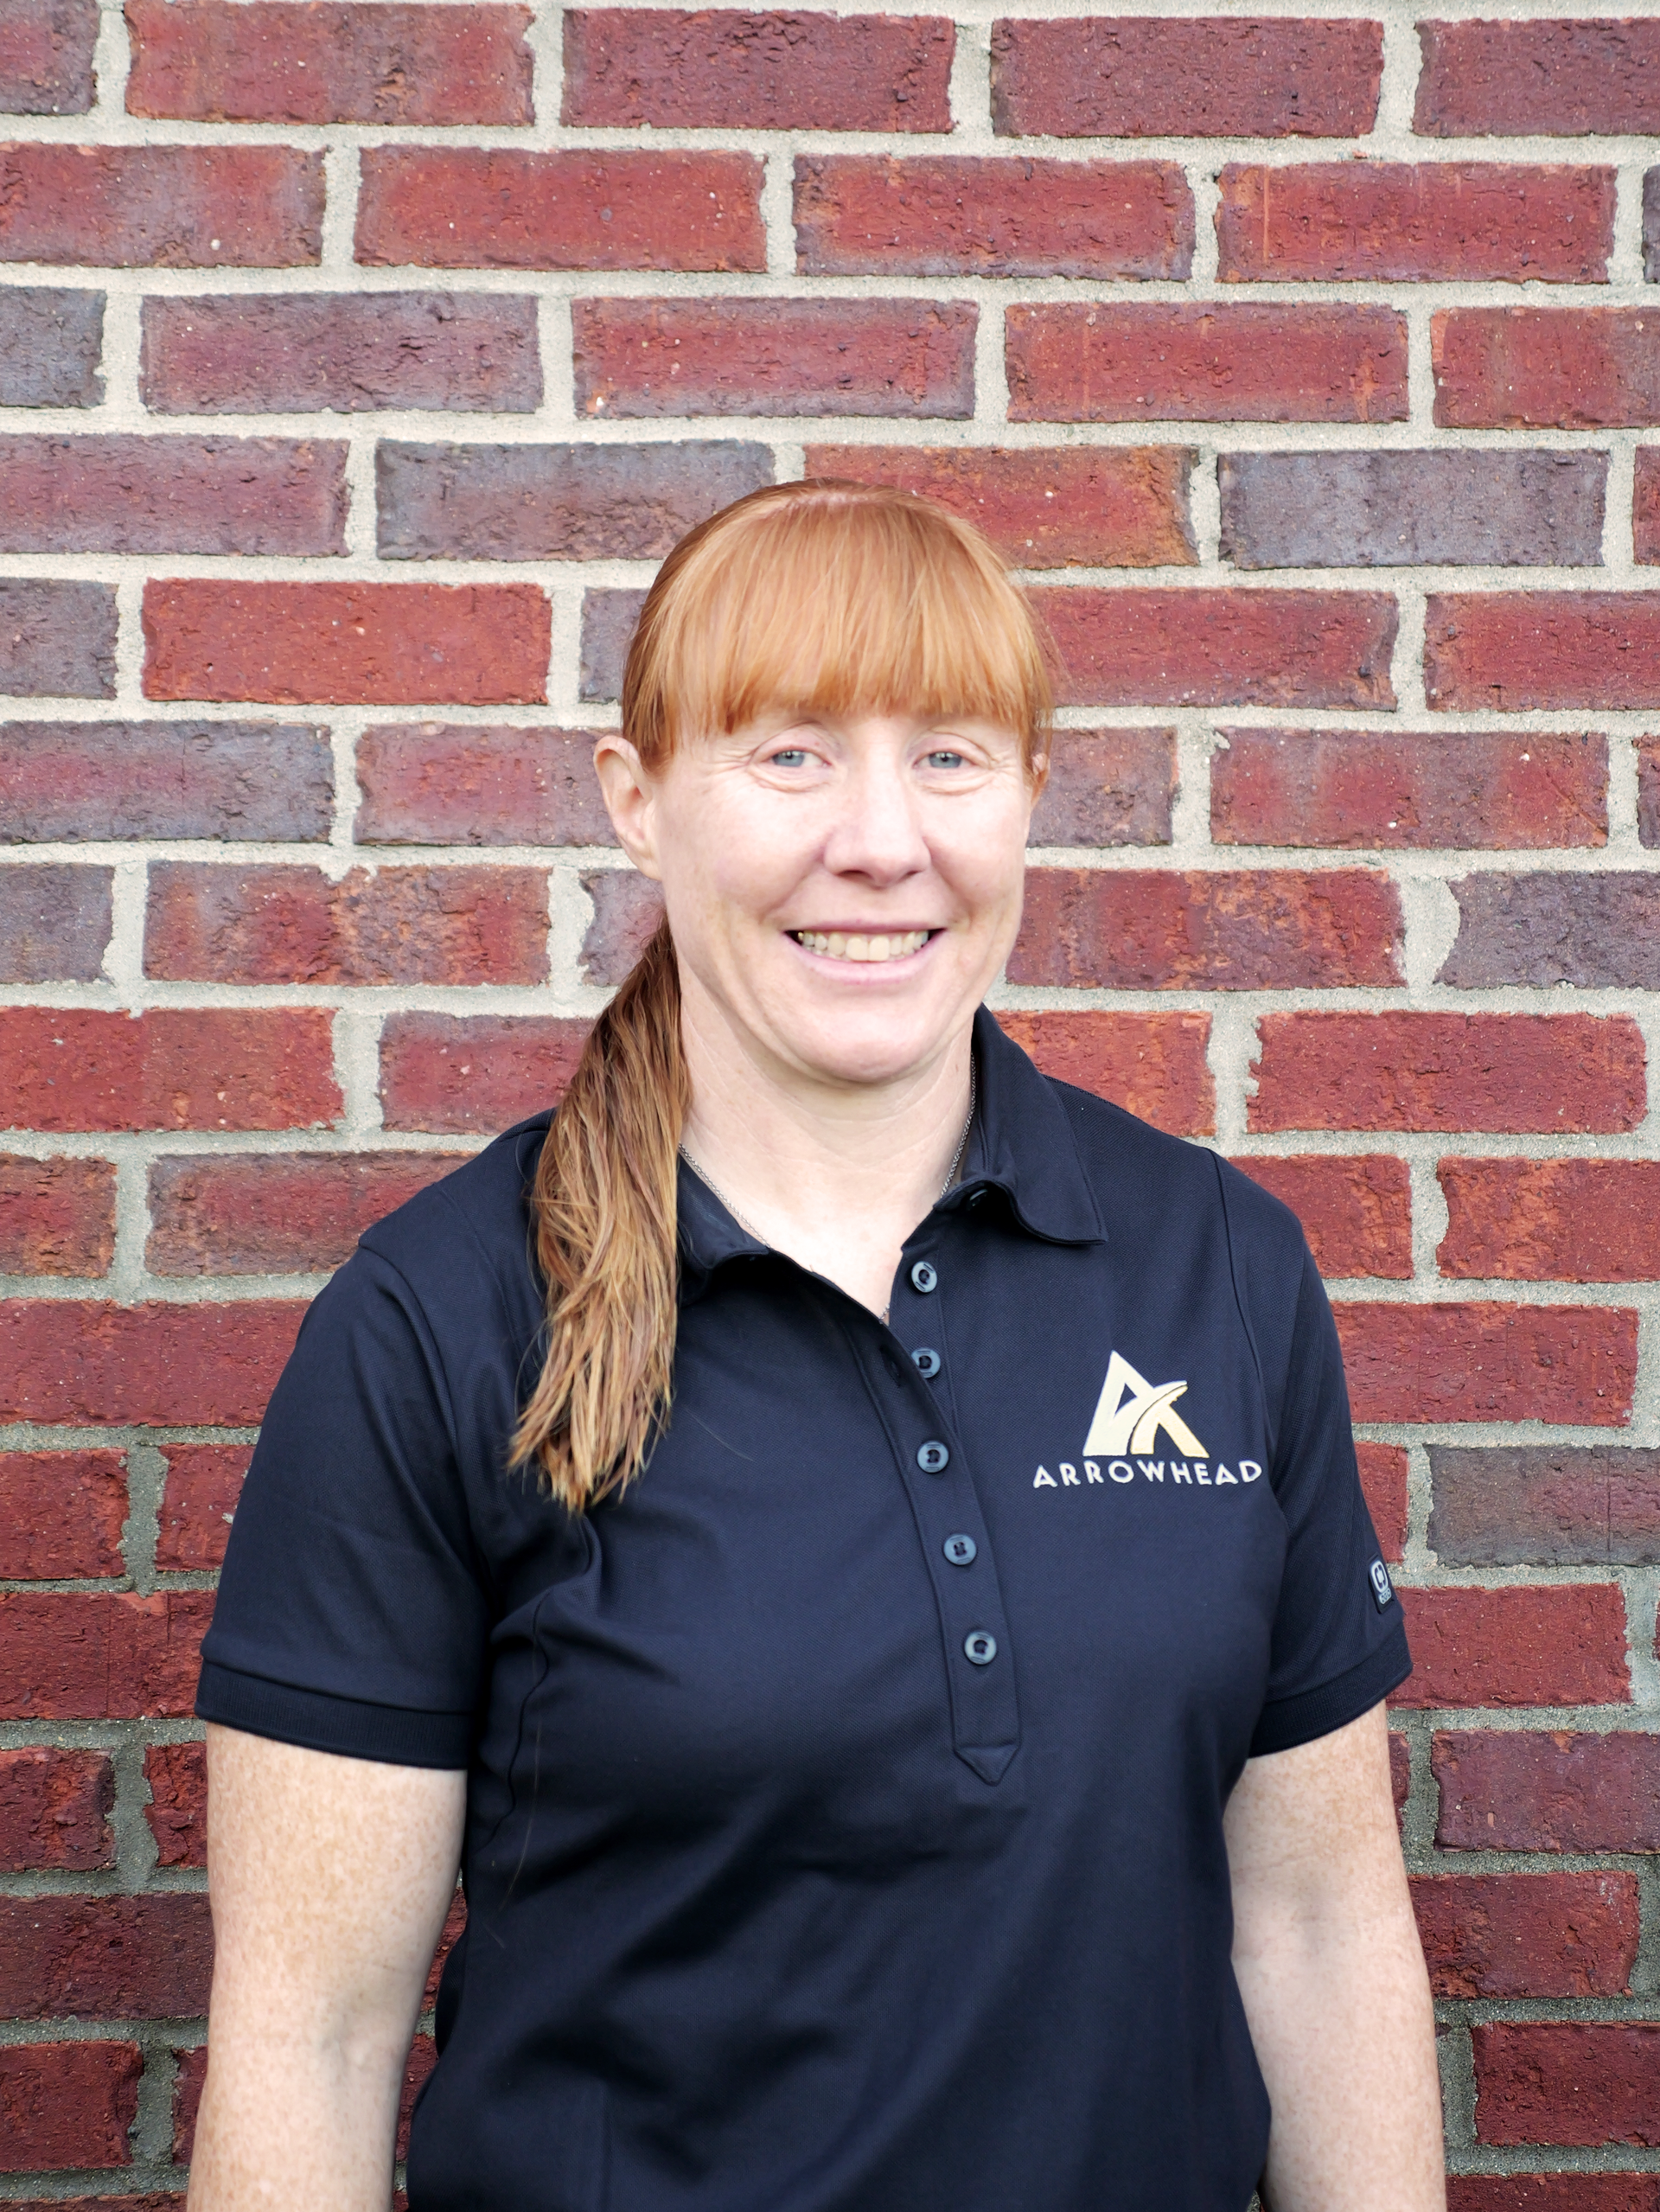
left=924, top=748, right=967, bottom=770
left=769, top=747, right=810, bottom=768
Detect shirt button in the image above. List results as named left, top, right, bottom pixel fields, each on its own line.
left=911, top=1346, right=941, bottom=1378
left=910, top=1260, right=938, bottom=1294
left=963, top=1630, right=998, bottom=1665
left=916, top=1440, right=950, bottom=1475
left=943, top=1532, right=977, bottom=1567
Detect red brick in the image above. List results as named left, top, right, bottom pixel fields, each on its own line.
left=397, top=2036, right=437, bottom=2162
left=0, top=2040, right=141, bottom=2171
left=380, top=1013, right=591, bottom=1134
left=0, top=862, right=110, bottom=982
left=1393, top=1586, right=1631, bottom=1710
left=1440, top=1160, right=1660, bottom=1283
left=1642, top=735, right=1660, bottom=848
left=1218, top=163, right=1613, bottom=284
left=0, top=286, right=105, bottom=406
left=156, top=1442, right=250, bottom=1572
left=1031, top=588, right=1396, bottom=709
left=0, top=1894, right=213, bottom=2018
left=148, top=1151, right=467, bottom=1275
left=0, top=1590, right=216, bottom=1719
left=1027, top=730, right=1176, bottom=847
left=1211, top=728, right=1606, bottom=852
left=1637, top=448, right=1660, bottom=565
left=990, top=16, right=1381, bottom=138
left=0, top=1157, right=114, bottom=1275
left=425, top=1888, right=468, bottom=2006
left=563, top=9, right=952, bottom=131
left=1249, top=1013, right=1646, bottom=1136
left=0, top=1007, right=340, bottom=1134
left=1228, top=1156, right=1411, bottom=1281
left=795, top=156, right=1191, bottom=280
left=1412, top=1871, right=1638, bottom=2001
left=1434, top=309, right=1660, bottom=431
left=0, top=433, right=345, bottom=556
left=356, top=149, right=763, bottom=272
left=8, top=2200, right=185, bottom=2212
left=995, top=1010, right=1214, bottom=1137
left=0, top=1748, right=113, bottom=1871
left=144, top=862, right=549, bottom=988
left=1418, top=20, right=1660, bottom=137
left=581, top=869, right=665, bottom=986
left=1011, top=867, right=1401, bottom=989
left=1358, top=1441, right=1409, bottom=1564
left=0, top=718, right=333, bottom=844
left=0, top=1451, right=124, bottom=1578
left=355, top=725, right=616, bottom=847
left=142, top=581, right=551, bottom=708
left=171, top=2044, right=205, bottom=2163
left=126, top=0, right=532, bottom=124
left=0, top=144, right=322, bottom=266
left=0, top=577, right=115, bottom=697
left=1427, top=1448, right=1660, bottom=1570
left=1335, top=1304, right=1636, bottom=1429
left=144, top=1742, right=206, bottom=1870
left=1446, top=2182, right=1660, bottom=2212
left=1427, top=593, right=1660, bottom=713
left=0, top=1302, right=304, bottom=1426
left=572, top=297, right=976, bottom=420
left=1473, top=2023, right=1660, bottom=2147
left=0, top=0, right=95, bottom=113
left=1007, top=303, right=1408, bottom=426
left=142, top=293, right=541, bottom=415
left=803, top=444, right=1193, bottom=569
left=1390, top=1728, right=1409, bottom=1817
left=1434, top=1731, right=1660, bottom=1853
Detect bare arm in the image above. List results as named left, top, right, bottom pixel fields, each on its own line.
left=1225, top=1702, right=1444, bottom=2212
left=187, top=1724, right=466, bottom=2212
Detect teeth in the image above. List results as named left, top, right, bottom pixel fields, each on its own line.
left=795, top=929, right=930, bottom=962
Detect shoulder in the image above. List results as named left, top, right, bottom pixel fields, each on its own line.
left=355, top=1113, right=552, bottom=1320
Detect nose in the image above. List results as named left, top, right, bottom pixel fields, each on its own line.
left=820, top=745, right=931, bottom=886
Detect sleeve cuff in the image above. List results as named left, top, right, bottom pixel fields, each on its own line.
left=196, top=1660, right=474, bottom=1769
left=1248, top=1623, right=1412, bottom=1760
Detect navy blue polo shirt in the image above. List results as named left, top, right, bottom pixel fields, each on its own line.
left=199, top=1007, right=1409, bottom=2212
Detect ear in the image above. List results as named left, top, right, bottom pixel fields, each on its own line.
left=593, top=736, right=664, bottom=881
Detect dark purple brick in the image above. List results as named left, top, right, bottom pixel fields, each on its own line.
left=580, top=586, right=648, bottom=703
left=1028, top=728, right=1175, bottom=847
left=0, top=863, right=112, bottom=981
left=1439, top=872, right=1660, bottom=990
left=0, top=434, right=347, bottom=556
left=1430, top=1448, right=1660, bottom=1568
left=0, top=0, right=96, bottom=113
left=0, top=720, right=332, bottom=841
left=0, top=287, right=103, bottom=406
left=581, top=868, right=664, bottom=983
left=0, top=579, right=115, bottom=697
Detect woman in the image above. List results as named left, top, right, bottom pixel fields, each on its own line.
left=190, top=482, right=1444, bottom=2212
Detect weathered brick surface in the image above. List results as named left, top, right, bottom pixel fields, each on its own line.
left=144, top=1742, right=207, bottom=1870
left=1211, top=729, right=1606, bottom=852
left=0, top=2042, right=142, bottom=2170
left=1228, top=1154, right=1412, bottom=1281
left=1031, top=588, right=1397, bottom=708
left=1391, top=1586, right=1631, bottom=1709
left=1427, top=593, right=1660, bottom=713
left=579, top=585, right=648, bottom=700
left=563, top=10, right=954, bottom=131
left=1, top=1007, right=341, bottom=1132
left=144, top=862, right=550, bottom=987
left=0, top=719, right=333, bottom=843
left=379, top=1013, right=592, bottom=1132
left=1472, top=2023, right=1660, bottom=2147
left=989, top=17, right=1382, bottom=139
left=1434, top=308, right=1660, bottom=431
left=376, top=440, right=773, bottom=562
left=171, top=2046, right=206, bottom=2163
left=355, top=724, right=616, bottom=847
left=0, top=1303, right=304, bottom=1426
left=143, top=580, right=551, bottom=706
left=1011, top=867, right=1401, bottom=991
left=1636, top=449, right=1660, bottom=566
left=994, top=1010, right=1214, bottom=1136
left=794, top=157, right=1192, bottom=280
left=1440, top=872, right=1660, bottom=991
left=1357, top=1441, right=1409, bottom=1564
left=125, top=0, right=533, bottom=125
left=1025, top=729, right=1175, bottom=847
left=573, top=298, right=977, bottom=420
left=1417, top=20, right=1660, bottom=137
left=1411, top=1870, right=1638, bottom=1999
left=0, top=1590, right=218, bottom=1718
left=0, top=862, right=111, bottom=982
left=1642, top=735, right=1660, bottom=847
left=1006, top=304, right=1408, bottom=425
left=1428, top=1447, right=1660, bottom=1569
left=141, top=294, right=542, bottom=415
left=147, top=1151, right=466, bottom=1275
left=1217, top=163, right=1614, bottom=284
left=155, top=1442, right=251, bottom=1571
left=0, top=287, right=103, bottom=406
left=1439, top=1160, right=1660, bottom=1285
left=0, top=1450, right=125, bottom=1576
left=1446, top=2179, right=1660, bottom=2212
left=0, top=0, right=96, bottom=113
left=581, top=869, right=666, bottom=985
left=356, top=149, right=764, bottom=272
left=1334, top=1304, right=1636, bottom=1428
left=0, top=434, right=346, bottom=556
left=0, top=1895, right=213, bottom=2019
left=0, top=578, right=116, bottom=696
left=1218, top=451, right=1605, bottom=570
left=0, top=1747, right=114, bottom=1872
left=0, top=144, right=322, bottom=266
left=1434, top=1732, right=1660, bottom=1853
left=1249, top=1013, right=1647, bottom=1135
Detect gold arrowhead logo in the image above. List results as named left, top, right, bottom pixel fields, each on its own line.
left=1082, top=1351, right=1207, bottom=1459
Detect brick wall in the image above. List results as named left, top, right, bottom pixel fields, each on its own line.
left=1, top=0, right=1658, bottom=2196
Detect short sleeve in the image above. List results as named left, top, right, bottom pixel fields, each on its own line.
left=197, top=1246, right=491, bottom=1768
left=1248, top=1251, right=1411, bottom=1757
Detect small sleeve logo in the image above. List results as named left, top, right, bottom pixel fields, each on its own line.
left=1369, top=1558, right=1395, bottom=1612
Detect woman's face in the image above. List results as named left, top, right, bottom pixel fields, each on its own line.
left=595, top=709, right=1038, bottom=1091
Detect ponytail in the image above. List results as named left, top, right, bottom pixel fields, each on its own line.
left=509, top=917, right=688, bottom=1510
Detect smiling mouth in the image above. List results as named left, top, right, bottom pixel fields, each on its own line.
left=791, top=929, right=933, bottom=963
